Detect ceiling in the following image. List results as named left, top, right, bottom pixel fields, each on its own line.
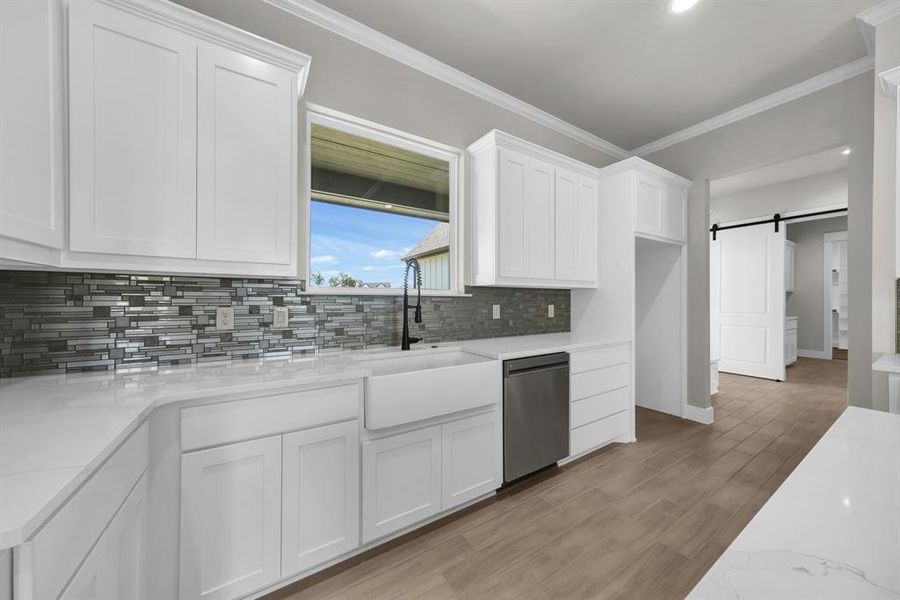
left=710, top=146, right=849, bottom=198
left=317, top=0, right=878, bottom=151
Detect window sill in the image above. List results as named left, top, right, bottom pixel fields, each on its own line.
left=302, top=288, right=472, bottom=298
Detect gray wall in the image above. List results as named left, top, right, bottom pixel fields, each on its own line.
left=644, top=72, right=874, bottom=409
left=711, top=169, right=847, bottom=225
left=0, top=271, right=569, bottom=377
left=873, top=16, right=900, bottom=409
left=786, top=216, right=848, bottom=354
left=174, top=0, right=620, bottom=170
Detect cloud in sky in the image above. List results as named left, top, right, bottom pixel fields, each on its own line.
left=371, top=248, right=408, bottom=260
left=310, top=254, right=337, bottom=265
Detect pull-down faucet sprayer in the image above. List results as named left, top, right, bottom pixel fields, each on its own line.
left=401, top=258, right=423, bottom=350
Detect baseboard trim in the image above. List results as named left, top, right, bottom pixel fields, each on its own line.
left=798, top=349, right=831, bottom=359
left=684, top=404, right=714, bottom=425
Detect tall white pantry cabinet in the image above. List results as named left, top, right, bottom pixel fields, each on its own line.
left=0, top=0, right=310, bottom=277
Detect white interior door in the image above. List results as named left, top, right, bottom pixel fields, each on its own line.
left=712, top=224, right=785, bottom=380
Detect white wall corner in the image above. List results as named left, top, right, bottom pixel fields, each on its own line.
left=684, top=404, right=714, bottom=425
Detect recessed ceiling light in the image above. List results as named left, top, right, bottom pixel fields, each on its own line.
left=384, top=204, right=394, bottom=209
left=668, top=0, right=699, bottom=14
left=841, top=148, right=851, bottom=155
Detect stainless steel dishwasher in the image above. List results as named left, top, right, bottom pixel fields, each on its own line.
left=503, top=352, right=569, bottom=483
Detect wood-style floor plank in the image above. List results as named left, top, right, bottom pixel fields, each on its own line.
left=268, top=357, right=847, bottom=600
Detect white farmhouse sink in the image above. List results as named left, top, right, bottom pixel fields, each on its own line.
left=356, top=348, right=501, bottom=429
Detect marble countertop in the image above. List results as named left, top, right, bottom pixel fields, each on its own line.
left=460, top=333, right=626, bottom=360
left=0, top=332, right=601, bottom=549
left=689, top=406, right=900, bottom=599
left=872, top=353, right=900, bottom=374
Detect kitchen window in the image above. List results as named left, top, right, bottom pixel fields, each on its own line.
left=305, top=108, right=461, bottom=294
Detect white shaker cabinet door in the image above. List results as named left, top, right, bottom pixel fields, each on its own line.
left=362, top=426, right=442, bottom=543
left=498, top=149, right=555, bottom=281
left=634, top=175, right=663, bottom=237
left=180, top=436, right=282, bottom=600
left=105, top=472, right=149, bottom=600
left=497, top=147, right=530, bottom=279
left=68, top=1, right=197, bottom=258
left=661, top=184, right=686, bottom=242
left=58, top=473, right=148, bottom=600
left=555, top=172, right=598, bottom=284
left=282, top=421, right=360, bottom=577
left=0, top=0, right=64, bottom=251
left=196, top=43, right=295, bottom=264
left=441, top=412, right=501, bottom=510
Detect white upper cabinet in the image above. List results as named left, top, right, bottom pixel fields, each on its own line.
left=555, top=170, right=598, bottom=283
left=196, top=44, right=295, bottom=264
left=0, top=0, right=310, bottom=277
left=0, top=1, right=65, bottom=262
left=468, top=130, right=599, bottom=288
left=68, top=0, right=198, bottom=259
left=497, top=148, right=555, bottom=281
left=634, top=173, right=686, bottom=242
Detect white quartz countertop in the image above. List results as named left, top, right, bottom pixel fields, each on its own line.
left=0, top=332, right=600, bottom=549
left=689, top=406, right=900, bottom=599
left=460, top=333, right=626, bottom=360
left=872, top=353, right=900, bottom=374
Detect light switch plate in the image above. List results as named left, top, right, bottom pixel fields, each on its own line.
left=216, top=306, right=234, bottom=330
left=548, top=304, right=555, bottom=318
left=273, top=306, right=289, bottom=329
left=492, top=304, right=501, bottom=320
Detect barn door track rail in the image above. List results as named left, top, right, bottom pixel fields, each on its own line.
left=710, top=208, right=847, bottom=241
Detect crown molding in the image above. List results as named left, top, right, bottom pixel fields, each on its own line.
left=263, top=0, right=632, bottom=160
left=632, top=55, right=875, bottom=157
left=856, top=1, right=900, bottom=55
left=104, top=0, right=311, bottom=81
left=880, top=65, right=900, bottom=98
left=596, top=157, right=692, bottom=188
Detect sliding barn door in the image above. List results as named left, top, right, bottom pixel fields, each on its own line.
left=711, top=224, right=785, bottom=380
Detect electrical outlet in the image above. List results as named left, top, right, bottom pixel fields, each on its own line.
left=216, top=306, right=234, bottom=331
left=273, top=306, right=289, bottom=329
left=548, top=304, right=555, bottom=318
left=492, top=304, right=501, bottom=320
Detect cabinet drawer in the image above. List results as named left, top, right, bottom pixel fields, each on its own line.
left=570, top=410, right=628, bottom=457
left=571, top=346, right=628, bottom=374
left=27, top=422, right=149, bottom=600
left=181, top=382, right=360, bottom=451
left=571, top=363, right=629, bottom=401
left=571, top=387, right=630, bottom=429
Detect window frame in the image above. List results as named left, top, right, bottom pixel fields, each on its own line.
left=302, top=104, right=466, bottom=296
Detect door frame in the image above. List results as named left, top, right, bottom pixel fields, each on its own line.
left=823, top=231, right=848, bottom=360
left=633, top=232, right=688, bottom=421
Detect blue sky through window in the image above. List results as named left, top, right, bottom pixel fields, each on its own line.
left=309, top=200, right=441, bottom=288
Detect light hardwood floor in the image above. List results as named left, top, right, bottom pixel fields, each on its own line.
left=269, top=358, right=848, bottom=600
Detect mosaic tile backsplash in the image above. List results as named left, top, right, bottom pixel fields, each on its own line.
left=0, top=271, right=570, bottom=377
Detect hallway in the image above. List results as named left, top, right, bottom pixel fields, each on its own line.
left=272, top=358, right=849, bottom=600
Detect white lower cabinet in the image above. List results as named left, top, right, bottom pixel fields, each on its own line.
left=180, top=436, right=283, bottom=600
left=362, top=411, right=503, bottom=544
left=441, top=412, right=501, bottom=510
left=282, top=421, right=360, bottom=577
left=362, top=426, right=442, bottom=544
left=60, top=472, right=149, bottom=600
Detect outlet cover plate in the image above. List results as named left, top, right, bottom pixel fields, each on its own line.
left=548, top=304, right=555, bottom=318
left=492, top=304, right=500, bottom=320
left=273, top=306, right=289, bottom=329
left=216, top=306, right=234, bottom=331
